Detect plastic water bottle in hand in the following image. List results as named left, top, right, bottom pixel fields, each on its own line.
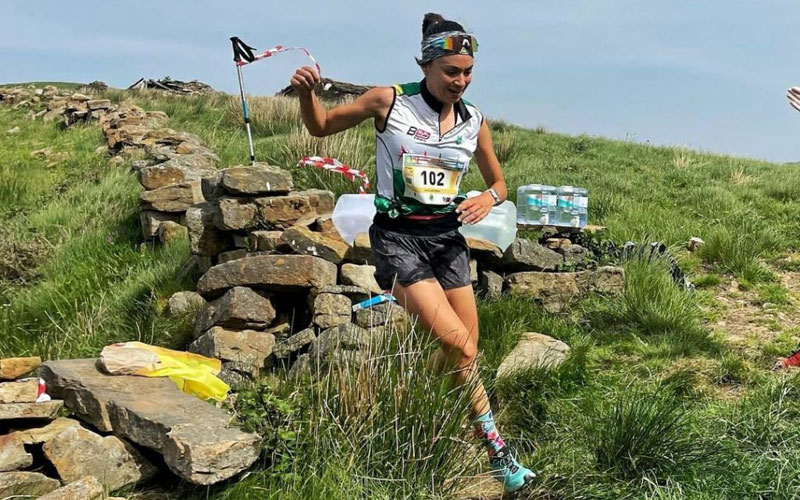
left=332, top=194, right=376, bottom=245
left=459, top=191, right=517, bottom=251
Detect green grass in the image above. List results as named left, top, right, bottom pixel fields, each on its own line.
left=584, top=382, right=711, bottom=480
left=3, top=87, right=800, bottom=499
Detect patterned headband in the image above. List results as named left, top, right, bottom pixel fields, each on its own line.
left=416, top=30, right=479, bottom=65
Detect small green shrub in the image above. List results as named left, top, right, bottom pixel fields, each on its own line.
left=492, top=130, right=517, bottom=164
left=692, top=273, right=723, bottom=289
left=755, top=283, right=792, bottom=306
left=585, top=383, right=710, bottom=480
left=697, top=215, right=780, bottom=282
left=618, top=255, right=702, bottom=338
left=232, top=378, right=299, bottom=476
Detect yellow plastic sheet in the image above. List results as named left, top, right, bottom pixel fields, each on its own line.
left=111, top=342, right=230, bottom=402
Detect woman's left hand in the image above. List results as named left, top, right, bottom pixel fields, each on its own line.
left=456, top=192, right=495, bottom=224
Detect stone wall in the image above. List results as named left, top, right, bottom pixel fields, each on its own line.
left=0, top=84, right=627, bottom=494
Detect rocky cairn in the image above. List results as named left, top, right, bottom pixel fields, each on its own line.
left=0, top=352, right=262, bottom=498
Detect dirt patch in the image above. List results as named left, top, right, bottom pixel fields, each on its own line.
left=703, top=273, right=800, bottom=357
left=0, top=233, right=50, bottom=286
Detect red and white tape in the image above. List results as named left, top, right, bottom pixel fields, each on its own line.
left=36, top=378, right=51, bottom=402
left=237, top=45, right=332, bottom=90
left=297, top=156, right=371, bottom=193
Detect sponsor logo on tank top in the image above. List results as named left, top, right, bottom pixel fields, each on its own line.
left=406, top=126, right=431, bottom=142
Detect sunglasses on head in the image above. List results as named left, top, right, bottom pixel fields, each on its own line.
left=433, top=34, right=479, bottom=55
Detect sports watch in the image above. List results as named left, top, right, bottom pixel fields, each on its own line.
left=487, top=187, right=502, bottom=206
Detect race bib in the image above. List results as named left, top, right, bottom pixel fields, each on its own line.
left=401, top=154, right=466, bottom=205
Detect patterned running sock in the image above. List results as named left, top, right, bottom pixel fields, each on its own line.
left=473, top=410, right=506, bottom=455
left=474, top=411, right=536, bottom=492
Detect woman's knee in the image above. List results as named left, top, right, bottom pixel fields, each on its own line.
left=443, top=334, right=478, bottom=367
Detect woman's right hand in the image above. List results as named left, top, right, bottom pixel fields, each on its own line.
left=291, top=66, right=321, bottom=96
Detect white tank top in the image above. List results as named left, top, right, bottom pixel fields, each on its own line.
left=374, top=79, right=484, bottom=217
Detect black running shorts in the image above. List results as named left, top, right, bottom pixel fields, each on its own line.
left=368, top=224, right=472, bottom=291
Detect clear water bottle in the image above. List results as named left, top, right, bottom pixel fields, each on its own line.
left=575, top=187, right=588, bottom=227
left=459, top=191, right=517, bottom=251
left=543, top=185, right=557, bottom=226
left=332, top=194, right=376, bottom=245
left=525, top=185, right=549, bottom=225
left=556, top=186, right=580, bottom=227
left=515, top=185, right=533, bottom=224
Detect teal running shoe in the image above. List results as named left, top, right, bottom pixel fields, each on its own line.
left=489, top=446, right=536, bottom=493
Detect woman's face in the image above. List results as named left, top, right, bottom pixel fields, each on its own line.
left=422, top=54, right=474, bottom=104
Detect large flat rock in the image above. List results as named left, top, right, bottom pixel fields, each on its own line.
left=197, top=254, right=338, bottom=298
left=220, top=164, right=293, bottom=195
left=505, top=266, right=625, bottom=312
left=0, top=400, right=63, bottom=420
left=40, top=359, right=260, bottom=485
left=503, top=238, right=563, bottom=272
left=189, top=327, right=276, bottom=376
left=0, top=471, right=60, bottom=498
left=496, top=332, right=570, bottom=379
left=139, top=181, right=204, bottom=212
left=42, top=426, right=156, bottom=490
left=0, top=357, right=41, bottom=380
left=281, top=225, right=349, bottom=264
left=192, top=286, right=276, bottom=338
left=38, top=476, right=103, bottom=500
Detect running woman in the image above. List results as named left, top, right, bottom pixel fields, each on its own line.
left=290, top=12, right=536, bottom=493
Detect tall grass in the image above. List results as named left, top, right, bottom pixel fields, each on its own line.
left=584, top=383, right=710, bottom=480
left=231, top=325, right=481, bottom=499
left=724, top=375, right=800, bottom=449
left=223, top=95, right=303, bottom=137
left=697, top=215, right=780, bottom=283
left=269, top=125, right=375, bottom=195
left=494, top=338, right=590, bottom=440
left=492, top=130, right=517, bottom=164
left=616, top=255, right=702, bottom=337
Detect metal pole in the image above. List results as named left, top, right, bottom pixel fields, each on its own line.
left=235, top=64, right=256, bottom=165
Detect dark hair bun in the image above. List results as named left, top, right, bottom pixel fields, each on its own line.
left=422, top=13, right=446, bottom=35
left=422, top=12, right=464, bottom=37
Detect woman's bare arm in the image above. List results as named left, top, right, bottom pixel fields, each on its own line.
left=456, top=119, right=508, bottom=224
left=473, top=119, right=507, bottom=201
left=291, top=66, right=394, bottom=136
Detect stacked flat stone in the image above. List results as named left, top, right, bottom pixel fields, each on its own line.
left=0, top=86, right=113, bottom=126
left=41, top=359, right=260, bottom=486
left=183, top=162, right=623, bottom=380
left=183, top=163, right=403, bottom=383
left=0, top=356, right=167, bottom=496
left=94, top=101, right=219, bottom=244
left=0, top=356, right=61, bottom=424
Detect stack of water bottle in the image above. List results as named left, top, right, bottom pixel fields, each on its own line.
left=516, top=184, right=588, bottom=228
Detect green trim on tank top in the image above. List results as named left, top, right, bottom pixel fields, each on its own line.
left=393, top=82, right=421, bottom=96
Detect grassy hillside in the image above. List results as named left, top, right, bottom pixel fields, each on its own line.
left=2, top=84, right=800, bottom=499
